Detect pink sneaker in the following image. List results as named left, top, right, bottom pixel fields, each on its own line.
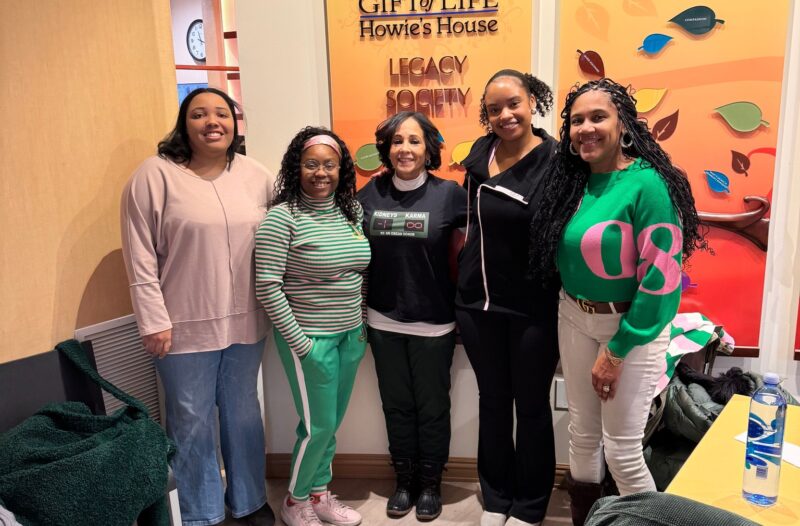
left=281, top=496, right=323, bottom=526
left=310, top=491, right=362, bottom=526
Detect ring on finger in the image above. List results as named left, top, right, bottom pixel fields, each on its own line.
left=602, top=384, right=611, bottom=393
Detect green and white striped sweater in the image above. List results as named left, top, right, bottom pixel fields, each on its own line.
left=255, top=193, right=371, bottom=357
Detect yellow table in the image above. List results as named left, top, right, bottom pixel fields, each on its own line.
left=667, top=394, right=800, bottom=525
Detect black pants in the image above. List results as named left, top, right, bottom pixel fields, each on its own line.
left=455, top=307, right=559, bottom=524
left=368, top=327, right=456, bottom=464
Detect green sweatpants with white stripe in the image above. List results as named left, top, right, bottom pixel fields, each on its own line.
left=274, top=324, right=367, bottom=500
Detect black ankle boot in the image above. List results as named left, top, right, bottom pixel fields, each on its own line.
left=387, top=457, right=417, bottom=517
left=564, top=471, right=604, bottom=526
left=415, top=460, right=443, bottom=521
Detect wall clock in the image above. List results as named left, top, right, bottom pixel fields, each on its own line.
left=186, top=19, right=206, bottom=62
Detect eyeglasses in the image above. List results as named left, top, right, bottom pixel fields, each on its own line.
left=302, top=161, right=339, bottom=173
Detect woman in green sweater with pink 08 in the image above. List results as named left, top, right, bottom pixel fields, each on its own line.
left=530, top=78, right=706, bottom=526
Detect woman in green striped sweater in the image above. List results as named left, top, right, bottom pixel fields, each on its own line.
left=255, top=127, right=371, bottom=526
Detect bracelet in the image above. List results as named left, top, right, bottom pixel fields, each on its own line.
left=604, top=347, right=624, bottom=367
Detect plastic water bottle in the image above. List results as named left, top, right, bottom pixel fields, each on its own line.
left=742, top=372, right=786, bottom=506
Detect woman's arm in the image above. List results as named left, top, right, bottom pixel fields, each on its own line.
left=120, top=164, right=174, bottom=355
left=255, top=206, right=314, bottom=357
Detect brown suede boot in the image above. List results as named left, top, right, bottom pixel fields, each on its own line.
left=564, top=471, right=604, bottom=526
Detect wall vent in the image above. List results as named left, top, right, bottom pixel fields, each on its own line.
left=74, top=314, right=161, bottom=423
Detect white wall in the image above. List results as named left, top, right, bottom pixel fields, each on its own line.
left=236, top=0, right=800, bottom=459
left=170, top=0, right=207, bottom=85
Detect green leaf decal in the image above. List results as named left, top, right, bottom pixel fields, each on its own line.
left=669, top=5, right=724, bottom=35
left=354, top=143, right=382, bottom=171
left=714, top=102, right=769, bottom=133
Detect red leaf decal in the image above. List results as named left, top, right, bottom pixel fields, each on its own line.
left=577, top=49, right=605, bottom=77
left=731, top=150, right=750, bottom=176
left=746, top=147, right=777, bottom=158
left=651, top=110, right=679, bottom=141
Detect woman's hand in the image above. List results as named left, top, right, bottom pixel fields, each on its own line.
left=142, top=329, right=172, bottom=358
left=591, top=344, right=623, bottom=401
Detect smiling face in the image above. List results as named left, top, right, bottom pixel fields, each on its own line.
left=185, top=92, right=235, bottom=160
left=300, top=143, right=340, bottom=199
left=483, top=76, right=535, bottom=143
left=389, top=117, right=427, bottom=180
left=568, top=89, right=626, bottom=173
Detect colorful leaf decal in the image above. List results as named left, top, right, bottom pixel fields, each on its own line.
left=651, top=110, right=679, bottom=141
left=623, top=0, right=657, bottom=17
left=704, top=170, right=731, bottom=193
left=450, top=140, right=476, bottom=166
left=747, top=147, right=777, bottom=158
left=354, top=143, right=382, bottom=171
left=731, top=150, right=750, bottom=177
left=714, top=102, right=769, bottom=132
left=576, top=2, right=610, bottom=40
left=638, top=33, right=673, bottom=54
left=681, top=271, right=698, bottom=291
left=577, top=49, right=605, bottom=77
left=669, top=5, right=724, bottom=35
left=634, top=88, right=667, bottom=113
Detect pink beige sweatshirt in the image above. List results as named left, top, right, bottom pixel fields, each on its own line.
left=121, top=154, right=273, bottom=354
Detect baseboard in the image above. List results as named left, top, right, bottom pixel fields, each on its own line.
left=267, top=453, right=569, bottom=485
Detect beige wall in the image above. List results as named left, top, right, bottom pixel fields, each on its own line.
left=0, top=0, right=177, bottom=363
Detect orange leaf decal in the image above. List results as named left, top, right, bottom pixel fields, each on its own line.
left=577, top=49, right=605, bottom=77
left=731, top=150, right=750, bottom=177
left=576, top=2, right=610, bottom=41
left=651, top=110, right=679, bottom=141
left=623, top=0, right=657, bottom=16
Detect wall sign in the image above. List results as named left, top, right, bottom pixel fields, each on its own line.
left=326, top=0, right=533, bottom=183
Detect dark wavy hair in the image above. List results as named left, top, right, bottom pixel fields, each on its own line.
left=375, top=111, right=442, bottom=177
left=157, top=87, right=243, bottom=167
left=529, top=78, right=707, bottom=282
left=479, top=69, right=554, bottom=130
left=272, top=126, right=360, bottom=224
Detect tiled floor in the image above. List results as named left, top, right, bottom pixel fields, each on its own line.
left=224, top=479, right=571, bottom=525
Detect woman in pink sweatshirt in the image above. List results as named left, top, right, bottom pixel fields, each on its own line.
left=121, top=88, right=275, bottom=526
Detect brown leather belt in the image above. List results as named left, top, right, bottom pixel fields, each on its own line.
left=565, top=291, right=631, bottom=314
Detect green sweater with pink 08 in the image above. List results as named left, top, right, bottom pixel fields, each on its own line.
left=557, top=158, right=683, bottom=359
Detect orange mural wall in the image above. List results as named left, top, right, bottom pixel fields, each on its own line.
left=557, top=1, right=791, bottom=351
left=325, top=0, right=533, bottom=187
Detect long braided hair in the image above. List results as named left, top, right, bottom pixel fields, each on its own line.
left=529, top=78, right=707, bottom=282
left=272, top=126, right=360, bottom=224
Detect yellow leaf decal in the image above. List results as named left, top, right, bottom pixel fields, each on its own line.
left=450, top=140, right=475, bottom=166
left=635, top=88, right=667, bottom=113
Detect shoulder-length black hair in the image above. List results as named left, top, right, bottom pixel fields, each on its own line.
left=157, top=87, right=243, bottom=167
left=479, top=69, right=554, bottom=130
left=272, top=126, right=360, bottom=224
left=529, top=78, right=707, bottom=282
left=375, top=111, right=442, bottom=177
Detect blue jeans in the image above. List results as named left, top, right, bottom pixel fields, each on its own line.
left=155, top=340, right=267, bottom=526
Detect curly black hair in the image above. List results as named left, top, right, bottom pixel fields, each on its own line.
left=529, top=78, right=707, bottom=282
left=272, top=126, right=360, bottom=224
left=375, top=111, right=442, bottom=177
left=158, top=87, right=243, bottom=167
left=478, top=69, right=554, bottom=130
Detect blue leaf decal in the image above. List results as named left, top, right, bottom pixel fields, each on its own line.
left=638, top=33, right=673, bottom=54
left=704, top=170, right=730, bottom=193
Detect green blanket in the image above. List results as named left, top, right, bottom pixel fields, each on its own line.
left=0, top=339, right=175, bottom=526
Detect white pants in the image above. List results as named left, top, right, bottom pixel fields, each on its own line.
left=558, top=292, right=669, bottom=495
